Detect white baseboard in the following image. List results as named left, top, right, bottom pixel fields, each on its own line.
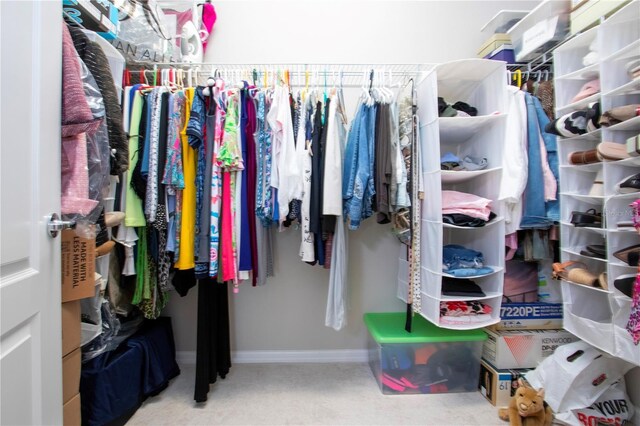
left=176, top=349, right=368, bottom=365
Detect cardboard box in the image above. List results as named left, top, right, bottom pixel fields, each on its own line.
left=61, top=301, right=81, bottom=357
left=62, top=348, right=81, bottom=404
left=477, top=33, right=512, bottom=58
left=482, top=328, right=579, bottom=369
left=485, top=45, right=515, bottom=63
left=479, top=359, right=532, bottom=407
left=63, top=0, right=119, bottom=39
left=63, top=393, right=81, bottom=426
left=61, top=229, right=95, bottom=302
left=496, top=303, right=563, bottom=330
left=570, top=0, right=630, bottom=35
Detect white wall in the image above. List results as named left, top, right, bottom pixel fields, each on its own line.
left=165, top=0, right=541, bottom=353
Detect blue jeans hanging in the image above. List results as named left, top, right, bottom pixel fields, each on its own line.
left=520, top=93, right=553, bottom=229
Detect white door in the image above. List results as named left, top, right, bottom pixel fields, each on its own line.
left=1, top=1, right=63, bottom=424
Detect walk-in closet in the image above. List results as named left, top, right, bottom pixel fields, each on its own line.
left=1, top=1, right=639, bottom=425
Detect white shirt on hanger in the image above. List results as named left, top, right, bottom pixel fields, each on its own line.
left=323, top=90, right=348, bottom=216
left=267, top=85, right=297, bottom=224
left=500, top=85, right=528, bottom=235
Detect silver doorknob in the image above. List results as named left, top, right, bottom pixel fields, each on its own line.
left=47, top=213, right=76, bottom=238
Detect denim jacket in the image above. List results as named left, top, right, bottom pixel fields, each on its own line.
left=343, top=103, right=376, bottom=229
left=520, top=93, right=555, bottom=229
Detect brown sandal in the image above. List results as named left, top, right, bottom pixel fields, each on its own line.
left=552, top=261, right=598, bottom=287
left=598, top=272, right=608, bottom=291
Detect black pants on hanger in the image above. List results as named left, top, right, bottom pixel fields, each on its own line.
left=194, top=278, right=232, bottom=402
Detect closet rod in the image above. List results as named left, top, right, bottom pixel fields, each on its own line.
left=127, top=63, right=433, bottom=87
left=126, top=63, right=434, bottom=76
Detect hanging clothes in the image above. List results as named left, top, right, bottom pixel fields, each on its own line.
left=267, top=84, right=298, bottom=226
left=299, top=94, right=315, bottom=262
left=209, top=85, right=225, bottom=278
left=175, top=88, right=196, bottom=269
left=67, top=25, right=128, bottom=175
left=500, top=86, right=528, bottom=236
left=238, top=88, right=253, bottom=275
left=324, top=90, right=349, bottom=331
left=218, top=91, right=243, bottom=284
left=194, top=279, right=231, bottom=403
left=374, top=103, right=392, bottom=224
left=520, top=92, right=556, bottom=230
left=310, top=100, right=326, bottom=265
left=244, top=90, right=259, bottom=285
left=125, top=90, right=147, bottom=227
left=343, top=101, right=377, bottom=230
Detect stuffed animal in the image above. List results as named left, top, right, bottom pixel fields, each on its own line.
left=498, top=379, right=553, bottom=426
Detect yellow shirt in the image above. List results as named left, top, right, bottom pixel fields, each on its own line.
left=175, top=88, right=196, bottom=270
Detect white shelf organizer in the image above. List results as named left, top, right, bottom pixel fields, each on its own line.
left=397, top=59, right=507, bottom=330
left=555, top=1, right=640, bottom=366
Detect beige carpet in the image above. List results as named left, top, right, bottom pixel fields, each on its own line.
left=128, top=363, right=502, bottom=425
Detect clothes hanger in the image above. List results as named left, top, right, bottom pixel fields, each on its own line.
left=361, top=70, right=372, bottom=106
left=178, top=68, right=185, bottom=90
left=513, top=69, right=522, bottom=89
left=203, top=67, right=215, bottom=95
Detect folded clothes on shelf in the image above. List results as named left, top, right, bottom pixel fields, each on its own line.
left=443, top=244, right=494, bottom=277
left=438, top=97, right=478, bottom=117
left=599, top=104, right=640, bottom=127
left=441, top=277, right=485, bottom=297
left=439, top=313, right=492, bottom=326
left=440, top=153, right=489, bottom=172
left=440, top=300, right=492, bottom=317
left=445, top=267, right=494, bottom=277
left=442, top=190, right=492, bottom=221
left=442, top=212, right=496, bottom=228
left=443, top=244, right=484, bottom=270
left=452, top=101, right=478, bottom=117
left=441, top=152, right=463, bottom=170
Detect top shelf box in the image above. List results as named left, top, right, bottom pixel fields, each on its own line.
left=480, top=10, right=531, bottom=38
left=508, top=0, right=571, bottom=63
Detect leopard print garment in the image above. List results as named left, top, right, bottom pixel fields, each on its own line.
left=536, top=81, right=555, bottom=121
left=153, top=205, right=171, bottom=292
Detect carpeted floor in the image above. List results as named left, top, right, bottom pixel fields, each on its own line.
left=127, top=363, right=502, bottom=425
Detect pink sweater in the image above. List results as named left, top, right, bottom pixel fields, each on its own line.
left=442, top=190, right=492, bottom=221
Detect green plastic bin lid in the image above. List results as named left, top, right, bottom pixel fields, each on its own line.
left=364, top=312, right=487, bottom=344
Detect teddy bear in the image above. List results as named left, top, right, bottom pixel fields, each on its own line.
left=498, top=379, right=553, bottom=426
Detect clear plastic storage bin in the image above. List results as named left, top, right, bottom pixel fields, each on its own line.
left=364, top=312, right=487, bottom=395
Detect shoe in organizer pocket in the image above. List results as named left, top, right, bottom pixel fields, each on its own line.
left=580, top=244, right=606, bottom=259
left=613, top=243, right=640, bottom=266
left=552, top=261, right=599, bottom=287
left=615, top=173, right=640, bottom=194
left=614, top=274, right=635, bottom=298
left=570, top=208, right=602, bottom=227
